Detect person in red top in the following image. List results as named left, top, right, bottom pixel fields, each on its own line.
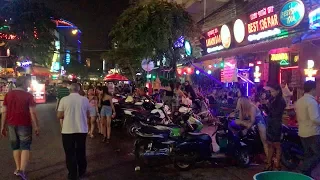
left=1, top=76, right=40, bottom=180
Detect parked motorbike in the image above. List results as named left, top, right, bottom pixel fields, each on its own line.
left=281, top=125, right=303, bottom=170
left=134, top=115, right=250, bottom=171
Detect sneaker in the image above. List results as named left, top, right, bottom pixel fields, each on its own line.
left=17, top=171, right=28, bottom=180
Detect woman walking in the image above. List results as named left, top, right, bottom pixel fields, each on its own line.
left=264, top=84, right=286, bottom=171
left=99, top=86, right=116, bottom=143
left=87, top=87, right=99, bottom=138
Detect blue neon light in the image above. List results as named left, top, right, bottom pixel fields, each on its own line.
left=66, top=50, right=71, bottom=65
left=309, top=8, right=320, bottom=29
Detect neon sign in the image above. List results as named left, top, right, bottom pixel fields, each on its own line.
left=247, top=6, right=281, bottom=41
left=17, top=60, right=32, bottom=67
left=304, top=60, right=317, bottom=81
left=280, top=0, right=305, bottom=28
left=0, top=33, right=18, bottom=40
left=309, top=7, right=320, bottom=29
left=206, top=28, right=221, bottom=47
left=207, top=45, right=224, bottom=53
left=271, top=53, right=289, bottom=66
left=248, top=6, right=278, bottom=34
left=184, top=40, right=192, bottom=56
left=254, top=66, right=261, bottom=82
left=248, top=28, right=281, bottom=41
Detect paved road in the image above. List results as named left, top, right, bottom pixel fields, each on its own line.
left=0, top=102, right=317, bottom=180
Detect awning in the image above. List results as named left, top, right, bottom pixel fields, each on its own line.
left=197, top=37, right=295, bottom=62
left=32, top=66, right=51, bottom=76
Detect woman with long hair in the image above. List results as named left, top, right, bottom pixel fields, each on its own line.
left=87, top=87, right=99, bottom=138
left=99, top=86, right=116, bottom=143
left=234, top=97, right=268, bottom=159
left=173, top=82, right=187, bottom=112
left=264, top=84, right=286, bottom=171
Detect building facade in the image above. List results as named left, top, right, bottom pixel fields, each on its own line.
left=193, top=0, right=320, bottom=98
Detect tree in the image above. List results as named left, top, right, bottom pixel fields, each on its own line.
left=109, top=0, right=197, bottom=78
left=0, top=0, right=56, bottom=67
left=101, top=47, right=144, bottom=82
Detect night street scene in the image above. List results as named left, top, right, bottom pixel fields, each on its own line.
left=1, top=0, right=320, bottom=180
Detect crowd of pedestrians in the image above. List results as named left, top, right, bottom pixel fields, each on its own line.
left=0, top=77, right=320, bottom=179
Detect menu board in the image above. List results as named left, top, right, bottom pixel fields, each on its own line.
left=290, top=68, right=302, bottom=88
left=222, top=57, right=238, bottom=83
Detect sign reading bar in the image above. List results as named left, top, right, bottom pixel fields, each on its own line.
left=247, top=6, right=281, bottom=41
left=248, top=6, right=278, bottom=34
left=280, top=0, right=305, bottom=28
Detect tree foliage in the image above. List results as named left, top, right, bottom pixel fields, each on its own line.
left=109, top=0, right=197, bottom=77
left=0, top=0, right=56, bottom=67
left=101, top=47, right=144, bottom=81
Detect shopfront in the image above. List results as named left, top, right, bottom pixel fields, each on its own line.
left=197, top=0, right=315, bottom=98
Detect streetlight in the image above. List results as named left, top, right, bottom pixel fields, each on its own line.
left=72, top=29, right=78, bottom=35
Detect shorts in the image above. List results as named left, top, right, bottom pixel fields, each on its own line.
left=8, top=125, right=32, bottom=150
left=100, top=105, right=112, bottom=117
left=89, top=106, right=97, bottom=117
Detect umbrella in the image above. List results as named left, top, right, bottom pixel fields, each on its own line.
left=104, top=73, right=128, bottom=81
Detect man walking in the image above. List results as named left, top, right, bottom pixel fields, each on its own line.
left=57, top=80, right=70, bottom=128
left=57, top=83, right=90, bottom=180
left=295, top=81, right=320, bottom=177
left=1, top=76, right=40, bottom=180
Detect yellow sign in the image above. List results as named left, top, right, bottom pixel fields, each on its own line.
left=304, top=60, right=317, bottom=81
left=270, top=53, right=289, bottom=61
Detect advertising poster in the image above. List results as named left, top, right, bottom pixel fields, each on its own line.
left=222, top=57, right=238, bottom=83
left=32, top=83, right=46, bottom=104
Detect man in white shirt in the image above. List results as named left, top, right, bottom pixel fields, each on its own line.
left=295, top=81, right=320, bottom=177
left=57, top=83, right=90, bottom=180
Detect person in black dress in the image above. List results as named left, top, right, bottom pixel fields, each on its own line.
left=264, top=83, right=286, bottom=171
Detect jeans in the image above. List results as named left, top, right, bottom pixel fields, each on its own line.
left=300, top=135, right=320, bottom=176
left=62, top=133, right=87, bottom=179
left=8, top=125, right=32, bottom=150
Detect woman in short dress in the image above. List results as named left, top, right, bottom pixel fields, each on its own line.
left=264, top=84, right=286, bottom=171
left=99, top=86, right=116, bottom=143
left=87, top=87, right=99, bottom=138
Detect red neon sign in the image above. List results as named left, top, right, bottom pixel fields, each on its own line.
left=247, top=6, right=279, bottom=34
left=205, top=28, right=222, bottom=47
left=0, top=33, right=18, bottom=40
left=250, top=6, right=275, bottom=21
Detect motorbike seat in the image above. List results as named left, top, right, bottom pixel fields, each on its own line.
left=135, top=131, right=167, bottom=139
left=132, top=111, right=150, bottom=117
left=186, top=132, right=212, bottom=143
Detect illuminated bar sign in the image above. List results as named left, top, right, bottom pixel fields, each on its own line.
left=0, top=33, right=18, bottom=40
left=304, top=60, right=317, bottom=81
left=206, top=27, right=222, bottom=47
left=270, top=53, right=289, bottom=66
left=247, top=6, right=281, bottom=41
left=205, top=25, right=231, bottom=53
left=280, top=0, right=305, bottom=28
left=309, top=7, right=320, bottom=29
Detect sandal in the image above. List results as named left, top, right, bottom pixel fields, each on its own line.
left=90, top=134, right=94, bottom=138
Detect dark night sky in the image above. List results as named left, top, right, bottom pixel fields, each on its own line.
left=42, top=0, right=130, bottom=68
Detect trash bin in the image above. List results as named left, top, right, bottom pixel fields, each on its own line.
left=253, top=171, right=313, bottom=180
